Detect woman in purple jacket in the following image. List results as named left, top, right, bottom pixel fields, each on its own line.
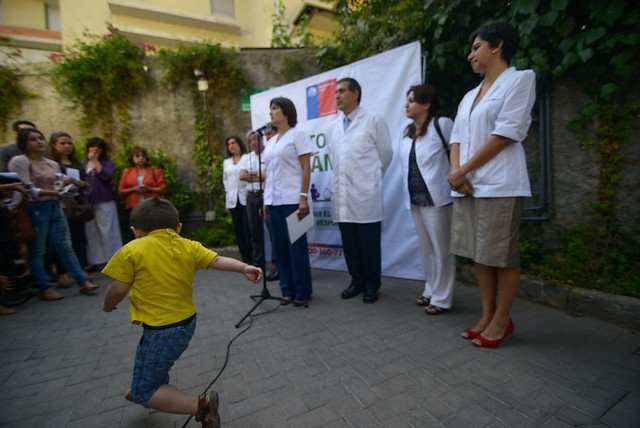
left=81, top=137, right=122, bottom=268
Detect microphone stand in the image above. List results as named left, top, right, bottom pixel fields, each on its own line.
left=236, top=134, right=285, bottom=328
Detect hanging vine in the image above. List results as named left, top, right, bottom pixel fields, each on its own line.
left=157, top=43, right=248, bottom=214
left=49, top=25, right=148, bottom=145
left=0, top=37, right=24, bottom=135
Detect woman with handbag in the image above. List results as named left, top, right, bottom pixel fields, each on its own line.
left=48, top=131, right=92, bottom=286
left=81, top=137, right=123, bottom=269
left=117, top=146, right=166, bottom=236
left=398, top=84, right=456, bottom=315
left=9, top=128, right=99, bottom=300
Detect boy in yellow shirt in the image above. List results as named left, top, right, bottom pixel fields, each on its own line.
left=102, top=198, right=262, bottom=428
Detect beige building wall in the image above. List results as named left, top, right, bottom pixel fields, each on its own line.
left=1, top=0, right=337, bottom=60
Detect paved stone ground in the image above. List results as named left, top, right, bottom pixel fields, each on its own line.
left=1, top=266, right=639, bottom=427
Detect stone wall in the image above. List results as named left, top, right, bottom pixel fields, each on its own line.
left=2, top=48, right=320, bottom=188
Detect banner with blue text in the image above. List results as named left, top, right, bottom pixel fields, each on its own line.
left=250, top=42, right=424, bottom=280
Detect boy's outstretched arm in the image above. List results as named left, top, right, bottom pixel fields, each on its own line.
left=208, top=256, right=263, bottom=283
left=103, top=280, right=132, bottom=312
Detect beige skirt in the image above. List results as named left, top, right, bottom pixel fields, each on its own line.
left=451, top=197, right=523, bottom=268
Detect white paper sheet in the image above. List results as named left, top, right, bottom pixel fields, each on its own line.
left=66, top=168, right=80, bottom=181
left=286, top=207, right=315, bottom=244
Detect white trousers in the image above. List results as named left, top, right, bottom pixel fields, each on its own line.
left=410, top=203, right=456, bottom=309
left=84, top=200, right=122, bottom=265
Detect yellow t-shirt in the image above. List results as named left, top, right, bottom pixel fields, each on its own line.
left=102, top=229, right=217, bottom=327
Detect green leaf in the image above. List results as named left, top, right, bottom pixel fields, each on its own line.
left=579, top=103, right=600, bottom=120
left=556, top=17, right=575, bottom=38
left=577, top=47, right=594, bottom=62
left=550, top=0, right=569, bottom=11
left=599, top=83, right=618, bottom=100
left=592, top=0, right=625, bottom=25
left=611, top=52, right=633, bottom=67
left=515, top=0, right=540, bottom=15
left=539, top=10, right=559, bottom=26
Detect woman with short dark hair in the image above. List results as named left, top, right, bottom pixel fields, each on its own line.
left=262, top=97, right=313, bottom=306
left=448, top=22, right=536, bottom=347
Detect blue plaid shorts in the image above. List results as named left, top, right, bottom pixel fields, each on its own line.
left=129, top=315, right=196, bottom=403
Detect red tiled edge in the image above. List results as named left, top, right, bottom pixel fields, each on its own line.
left=0, top=25, right=61, bottom=40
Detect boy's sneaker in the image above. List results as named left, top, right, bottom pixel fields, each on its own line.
left=195, top=391, right=220, bottom=428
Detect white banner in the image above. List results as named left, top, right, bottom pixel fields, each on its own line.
left=250, top=41, right=425, bottom=280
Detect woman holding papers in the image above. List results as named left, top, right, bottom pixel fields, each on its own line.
left=9, top=128, right=99, bottom=300
left=262, top=97, right=313, bottom=307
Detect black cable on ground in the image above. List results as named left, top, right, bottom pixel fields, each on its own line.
left=181, top=301, right=282, bottom=427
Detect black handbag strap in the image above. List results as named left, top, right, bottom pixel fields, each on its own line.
left=432, top=116, right=448, bottom=152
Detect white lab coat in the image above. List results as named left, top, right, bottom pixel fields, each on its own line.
left=397, top=117, right=454, bottom=209
left=223, top=154, right=248, bottom=208
left=262, top=127, right=312, bottom=206
left=450, top=67, right=536, bottom=198
left=326, top=106, right=393, bottom=223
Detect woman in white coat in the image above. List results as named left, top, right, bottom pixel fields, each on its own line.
left=222, top=136, right=252, bottom=264
left=448, top=22, right=536, bottom=348
left=262, top=97, right=313, bottom=306
left=399, top=84, right=456, bottom=314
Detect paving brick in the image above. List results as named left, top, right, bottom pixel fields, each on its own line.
left=1, top=268, right=639, bottom=427
left=476, top=395, right=537, bottom=428
left=599, top=392, right=640, bottom=428
left=515, top=391, right=566, bottom=423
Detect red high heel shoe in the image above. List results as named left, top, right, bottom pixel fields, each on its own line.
left=461, top=328, right=482, bottom=340
left=472, top=319, right=514, bottom=348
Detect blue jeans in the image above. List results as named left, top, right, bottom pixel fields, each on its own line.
left=130, top=316, right=197, bottom=404
left=27, top=200, right=87, bottom=291
left=268, top=204, right=312, bottom=301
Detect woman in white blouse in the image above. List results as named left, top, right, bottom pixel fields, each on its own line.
left=448, top=22, right=536, bottom=348
left=262, top=97, right=313, bottom=307
left=222, top=136, right=252, bottom=264
left=398, top=84, right=456, bottom=315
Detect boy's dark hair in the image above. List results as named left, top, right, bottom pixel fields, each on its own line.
left=471, top=22, right=520, bottom=63
left=12, top=120, right=36, bottom=132
left=130, top=198, right=179, bottom=232
left=337, top=77, right=362, bottom=104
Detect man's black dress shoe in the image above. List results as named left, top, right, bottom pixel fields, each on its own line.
left=363, top=289, right=379, bottom=303
left=341, top=284, right=363, bottom=299
left=266, top=271, right=279, bottom=281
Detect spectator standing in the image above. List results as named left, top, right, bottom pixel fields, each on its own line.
left=9, top=128, right=99, bottom=300
left=81, top=137, right=122, bottom=269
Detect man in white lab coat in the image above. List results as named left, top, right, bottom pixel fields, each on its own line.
left=326, top=78, right=393, bottom=303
